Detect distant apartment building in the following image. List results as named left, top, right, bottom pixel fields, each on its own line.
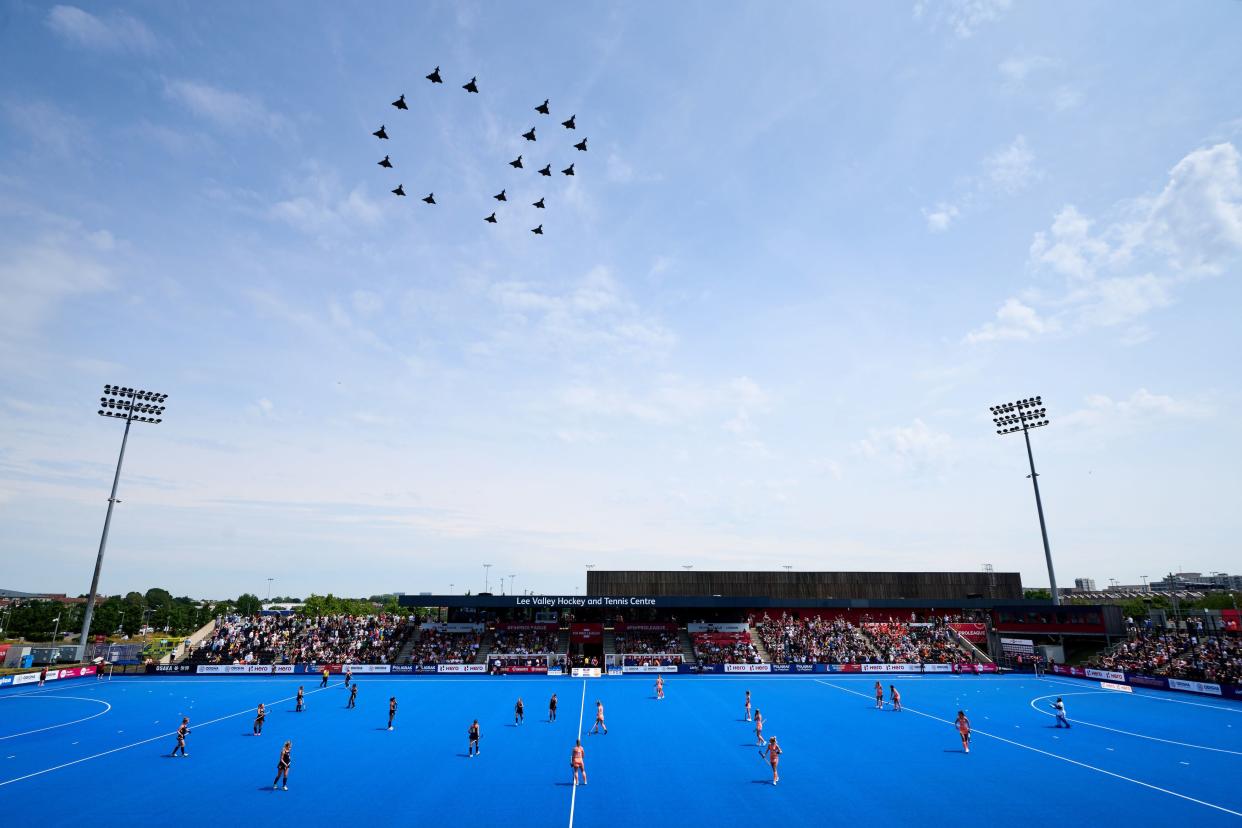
left=1074, top=578, right=1096, bottom=592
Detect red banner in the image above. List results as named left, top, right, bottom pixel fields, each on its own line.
left=570, top=623, right=603, bottom=643
left=496, top=623, right=559, bottom=632
left=949, top=623, right=987, bottom=643
left=1222, top=609, right=1240, bottom=632
left=614, top=623, right=678, bottom=632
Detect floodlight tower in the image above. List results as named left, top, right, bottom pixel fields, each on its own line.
left=77, top=385, right=169, bottom=659
left=990, top=396, right=1058, bottom=606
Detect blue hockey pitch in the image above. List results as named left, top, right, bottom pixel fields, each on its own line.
left=2, top=674, right=1240, bottom=826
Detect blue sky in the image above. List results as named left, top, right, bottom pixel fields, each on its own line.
left=1, top=0, right=1240, bottom=599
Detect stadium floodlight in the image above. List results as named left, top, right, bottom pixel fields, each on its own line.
left=483, top=563, right=493, bottom=593
left=77, top=385, right=169, bottom=660
left=989, top=396, right=1059, bottom=606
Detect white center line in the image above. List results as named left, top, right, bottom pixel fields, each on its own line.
left=567, top=679, right=587, bottom=828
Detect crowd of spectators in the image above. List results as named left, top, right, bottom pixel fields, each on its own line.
left=863, top=620, right=962, bottom=663
left=490, top=628, right=560, bottom=655
left=615, top=629, right=680, bottom=655
left=408, top=628, right=482, bottom=665
left=1091, top=631, right=1242, bottom=685
left=755, top=613, right=876, bottom=664
left=190, top=614, right=412, bottom=665
left=692, top=632, right=761, bottom=665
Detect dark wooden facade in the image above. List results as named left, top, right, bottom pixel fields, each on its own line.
left=587, top=570, right=1023, bottom=601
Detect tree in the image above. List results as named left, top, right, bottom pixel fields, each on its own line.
left=1023, top=589, right=1051, bottom=600
left=235, top=593, right=262, bottom=615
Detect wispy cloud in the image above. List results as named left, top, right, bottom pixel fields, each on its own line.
left=46, top=5, right=158, bottom=54
left=915, top=0, right=1012, bottom=38
left=0, top=231, right=115, bottom=344
left=855, top=419, right=954, bottom=474
left=1061, top=389, right=1214, bottom=430
left=984, top=135, right=1036, bottom=194
left=968, top=142, right=1242, bottom=344
left=923, top=135, right=1036, bottom=230
left=163, top=79, right=289, bottom=136
left=480, top=266, right=675, bottom=360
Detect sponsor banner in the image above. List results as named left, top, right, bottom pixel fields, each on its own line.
left=614, top=623, right=678, bottom=632
left=0, top=644, right=9, bottom=660
left=274, top=665, right=296, bottom=674
left=770, top=663, right=791, bottom=673
left=949, top=623, right=988, bottom=643
left=503, top=665, right=548, bottom=674
left=1085, top=668, right=1125, bottom=682
left=621, top=665, right=679, bottom=674
left=548, top=667, right=563, bottom=676
left=0, top=676, right=11, bottom=687
left=686, top=623, right=749, bottom=634
left=923, top=663, right=953, bottom=673
left=571, top=667, right=602, bottom=678
left=861, top=663, right=924, bottom=673
left=495, top=623, right=559, bottom=632
left=1100, top=681, right=1133, bottom=693
left=390, top=665, right=413, bottom=673
left=341, top=665, right=392, bottom=674
left=677, top=663, right=724, bottom=673
left=723, top=663, right=771, bottom=673
left=791, top=663, right=818, bottom=673
left=149, top=664, right=193, bottom=674
left=1125, top=673, right=1168, bottom=690
left=13, top=673, right=40, bottom=685
left=437, top=664, right=486, bottom=674
left=1167, top=678, right=1222, bottom=696
left=196, top=664, right=271, bottom=674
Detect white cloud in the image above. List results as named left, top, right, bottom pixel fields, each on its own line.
left=351, top=290, right=383, bottom=316
left=965, top=298, right=1055, bottom=344
left=0, top=233, right=115, bottom=342
left=999, top=56, right=1055, bottom=85
left=984, top=135, right=1036, bottom=194
left=1052, top=86, right=1084, bottom=111
left=923, top=135, right=1035, bottom=230
left=969, top=142, right=1242, bottom=344
left=606, top=152, right=635, bottom=183
left=484, top=266, right=675, bottom=359
left=268, top=165, right=384, bottom=237
left=46, top=5, right=158, bottom=54
left=3, top=101, right=91, bottom=158
left=855, top=419, right=954, bottom=473
left=1061, top=389, right=1214, bottom=429
left=923, top=202, right=960, bottom=232
left=560, top=375, right=769, bottom=431
left=163, top=79, right=288, bottom=136
left=915, top=0, right=1012, bottom=38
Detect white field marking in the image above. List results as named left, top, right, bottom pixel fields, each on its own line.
left=1041, top=676, right=1242, bottom=713
left=0, top=697, right=112, bottom=741
left=0, top=683, right=332, bottom=789
left=1027, top=693, right=1242, bottom=755
left=814, top=680, right=1242, bottom=819
left=567, top=680, right=587, bottom=828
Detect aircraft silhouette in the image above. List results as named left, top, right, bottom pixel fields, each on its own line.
left=532, top=198, right=545, bottom=209
left=378, top=155, right=393, bottom=168
left=392, top=184, right=405, bottom=196
left=494, top=189, right=507, bottom=201
left=574, top=138, right=587, bottom=152
left=561, top=114, right=576, bottom=129
left=535, top=99, right=550, bottom=115
left=392, top=94, right=407, bottom=110
left=463, top=76, right=479, bottom=93
left=510, top=156, right=523, bottom=169
left=531, top=225, right=543, bottom=235
left=562, top=163, right=575, bottom=176
left=523, top=127, right=536, bottom=142
left=422, top=193, right=436, bottom=204
left=426, top=66, right=442, bottom=84
left=538, top=164, right=552, bottom=176
left=485, top=212, right=498, bottom=223
left=373, top=125, right=388, bottom=140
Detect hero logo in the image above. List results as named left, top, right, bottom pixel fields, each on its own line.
left=1085, top=668, right=1125, bottom=682
left=723, top=664, right=771, bottom=673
